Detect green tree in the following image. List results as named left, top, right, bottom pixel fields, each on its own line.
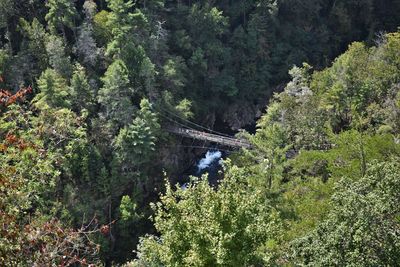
left=111, top=98, right=160, bottom=189
left=97, top=59, right=135, bottom=126
left=45, top=0, right=77, bottom=36
left=0, top=104, right=100, bottom=266
left=33, top=69, right=71, bottom=110
left=45, top=35, right=73, bottom=78
left=93, top=10, right=112, bottom=46
left=291, top=159, right=400, bottom=266
left=69, top=64, right=95, bottom=114
left=105, top=0, right=146, bottom=58
left=114, top=98, right=160, bottom=167
left=133, top=162, right=283, bottom=266
left=246, top=121, right=289, bottom=189
left=18, top=18, right=49, bottom=75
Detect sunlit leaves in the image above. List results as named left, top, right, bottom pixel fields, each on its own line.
left=134, top=163, right=283, bottom=266
left=291, top=159, right=400, bottom=266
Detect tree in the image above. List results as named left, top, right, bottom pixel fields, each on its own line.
left=111, top=98, right=160, bottom=192
left=74, top=0, right=102, bottom=68
left=0, top=0, right=14, bottom=29
left=133, top=162, right=283, bottom=266
left=45, top=0, right=77, bottom=36
left=18, top=18, right=49, bottom=75
left=0, top=104, right=100, bottom=266
left=113, top=98, right=160, bottom=169
left=246, top=121, right=289, bottom=189
left=105, top=0, right=155, bottom=96
left=45, top=35, right=73, bottom=78
left=93, top=10, right=112, bottom=47
left=97, top=59, right=135, bottom=127
left=105, top=0, right=146, bottom=58
left=69, top=64, right=95, bottom=114
left=291, top=159, right=400, bottom=266
left=75, top=23, right=102, bottom=68
left=33, top=68, right=71, bottom=110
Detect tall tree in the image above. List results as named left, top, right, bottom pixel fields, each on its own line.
left=33, top=68, right=71, bottom=110
left=45, top=0, right=78, bottom=37
left=69, top=64, right=95, bottom=114
left=97, top=59, right=135, bottom=127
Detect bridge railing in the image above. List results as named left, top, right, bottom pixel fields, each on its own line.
left=166, top=126, right=252, bottom=149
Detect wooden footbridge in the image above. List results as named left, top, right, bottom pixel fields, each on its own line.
left=151, top=103, right=252, bottom=149
left=165, top=126, right=252, bottom=149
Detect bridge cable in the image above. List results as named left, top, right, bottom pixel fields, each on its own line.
left=153, top=105, right=250, bottom=149
left=154, top=104, right=233, bottom=138
left=157, top=111, right=200, bottom=132
left=163, top=145, right=234, bottom=153
left=160, top=106, right=233, bottom=138
left=157, top=111, right=245, bottom=147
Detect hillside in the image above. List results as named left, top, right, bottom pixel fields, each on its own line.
left=1, top=0, right=400, bottom=266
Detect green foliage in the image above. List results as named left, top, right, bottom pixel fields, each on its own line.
left=291, top=159, right=400, bottom=266
left=236, top=31, right=400, bottom=265
left=105, top=0, right=147, bottom=58
left=0, top=104, right=100, bottom=266
left=162, top=57, right=187, bottom=94
left=134, top=163, right=283, bottom=266
left=119, top=195, right=140, bottom=222
left=0, top=0, right=14, bottom=29
left=282, top=177, right=334, bottom=242
left=311, top=33, right=400, bottom=131
left=45, top=35, right=73, bottom=78
left=0, top=105, right=59, bottom=214
left=246, top=122, right=289, bottom=189
left=290, top=131, right=400, bottom=181
left=69, top=64, right=94, bottom=114
left=33, top=69, right=70, bottom=110
left=0, top=48, right=10, bottom=78
left=97, top=59, right=135, bottom=126
left=1, top=0, right=400, bottom=265
left=113, top=98, right=160, bottom=170
left=18, top=18, right=49, bottom=73
left=175, top=98, right=193, bottom=119
left=93, top=10, right=112, bottom=46
left=45, top=0, right=77, bottom=35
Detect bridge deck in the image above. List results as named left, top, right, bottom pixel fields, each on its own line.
left=166, top=127, right=252, bottom=149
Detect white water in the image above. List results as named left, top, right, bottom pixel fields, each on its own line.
left=197, top=150, right=222, bottom=173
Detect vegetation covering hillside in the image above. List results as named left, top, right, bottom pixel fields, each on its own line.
left=131, top=31, right=400, bottom=266
left=1, top=0, right=400, bottom=266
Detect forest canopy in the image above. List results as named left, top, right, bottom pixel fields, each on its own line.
left=1, top=0, right=400, bottom=266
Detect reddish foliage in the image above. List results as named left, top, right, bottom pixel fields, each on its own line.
left=0, top=85, right=32, bottom=107
left=100, top=224, right=110, bottom=236
left=2, top=133, right=36, bottom=152
left=5, top=133, right=18, bottom=144
left=19, top=218, right=101, bottom=266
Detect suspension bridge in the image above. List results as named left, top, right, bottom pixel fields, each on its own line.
left=165, top=126, right=252, bottom=149
left=153, top=104, right=252, bottom=149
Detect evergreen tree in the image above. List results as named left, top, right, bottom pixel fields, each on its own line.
left=111, top=98, right=160, bottom=194
left=69, top=64, right=95, bottom=114
left=97, top=59, right=135, bottom=127
left=45, top=0, right=78, bottom=36
left=33, top=69, right=70, bottom=110
left=45, top=35, right=73, bottom=78
left=75, top=0, right=102, bottom=68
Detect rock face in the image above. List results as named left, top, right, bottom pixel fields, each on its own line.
left=222, top=102, right=261, bottom=130
left=157, top=140, right=201, bottom=184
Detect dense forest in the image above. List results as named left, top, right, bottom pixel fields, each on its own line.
left=1, top=0, right=400, bottom=266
